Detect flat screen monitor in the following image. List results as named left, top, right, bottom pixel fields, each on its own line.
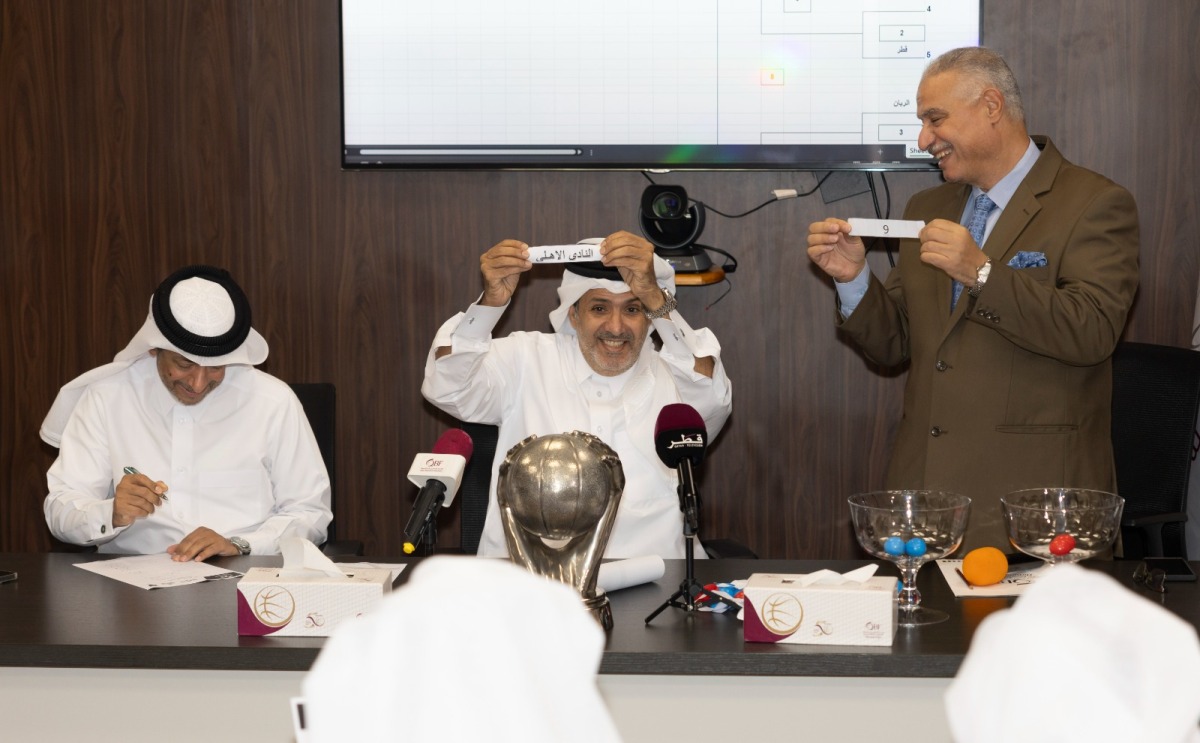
left=339, top=1, right=981, bottom=171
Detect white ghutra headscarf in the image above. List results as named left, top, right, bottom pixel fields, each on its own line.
left=547, top=240, right=676, bottom=337
left=40, top=266, right=268, bottom=446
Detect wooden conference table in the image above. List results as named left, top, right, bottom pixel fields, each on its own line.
left=0, top=553, right=1196, bottom=742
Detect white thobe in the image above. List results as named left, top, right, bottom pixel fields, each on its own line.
left=45, top=356, right=332, bottom=555
left=422, top=301, right=732, bottom=559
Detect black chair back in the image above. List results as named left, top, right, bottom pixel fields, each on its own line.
left=458, top=422, right=499, bottom=554
left=289, top=382, right=361, bottom=554
left=1110, top=342, right=1200, bottom=559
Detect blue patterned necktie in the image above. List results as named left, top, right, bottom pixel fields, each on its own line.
left=951, top=193, right=997, bottom=309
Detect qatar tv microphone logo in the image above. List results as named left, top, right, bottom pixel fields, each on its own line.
left=666, top=434, right=704, bottom=449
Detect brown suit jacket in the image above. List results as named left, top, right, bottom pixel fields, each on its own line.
left=840, top=137, right=1140, bottom=550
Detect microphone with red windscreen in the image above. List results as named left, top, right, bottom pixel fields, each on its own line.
left=654, top=403, right=708, bottom=467
left=402, top=429, right=474, bottom=554
left=653, top=404, right=707, bottom=534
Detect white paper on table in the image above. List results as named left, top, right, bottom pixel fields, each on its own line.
left=74, top=553, right=242, bottom=590
left=848, top=218, right=925, bottom=238
left=597, top=555, right=665, bottom=593
left=936, top=558, right=1048, bottom=598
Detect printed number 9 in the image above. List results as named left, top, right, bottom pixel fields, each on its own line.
left=882, top=224, right=890, bottom=234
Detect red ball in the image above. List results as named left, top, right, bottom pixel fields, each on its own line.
left=1049, top=533, right=1076, bottom=556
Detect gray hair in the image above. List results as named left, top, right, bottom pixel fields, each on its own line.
left=923, top=47, right=1026, bottom=125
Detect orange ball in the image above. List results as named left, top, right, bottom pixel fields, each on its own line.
left=961, top=547, right=1009, bottom=587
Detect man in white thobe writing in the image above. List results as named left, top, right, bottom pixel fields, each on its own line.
left=42, top=265, right=332, bottom=560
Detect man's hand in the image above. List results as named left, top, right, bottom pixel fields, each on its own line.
left=919, top=219, right=988, bottom=284
left=806, top=218, right=867, bottom=282
left=480, top=239, right=532, bottom=307
left=167, top=527, right=239, bottom=562
left=599, top=231, right=663, bottom=309
left=113, top=472, right=168, bottom=528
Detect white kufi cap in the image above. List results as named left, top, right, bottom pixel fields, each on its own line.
left=168, top=276, right=237, bottom=337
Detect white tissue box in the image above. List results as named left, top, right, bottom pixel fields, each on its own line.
left=236, top=567, right=392, bottom=637
left=743, top=573, right=898, bottom=646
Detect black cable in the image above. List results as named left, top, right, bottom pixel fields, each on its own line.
left=703, top=277, right=733, bottom=310
left=881, top=171, right=892, bottom=219
left=692, top=244, right=736, bottom=309
left=866, top=173, right=896, bottom=268
left=642, top=171, right=834, bottom=219
left=700, top=244, right=737, bottom=274
left=638, top=169, right=850, bottom=300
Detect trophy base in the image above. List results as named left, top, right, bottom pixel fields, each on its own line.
left=583, top=592, right=613, bottom=631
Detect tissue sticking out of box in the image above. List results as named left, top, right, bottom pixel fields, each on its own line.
left=279, top=537, right=351, bottom=580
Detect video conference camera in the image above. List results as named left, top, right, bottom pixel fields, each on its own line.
left=638, top=185, right=712, bottom=273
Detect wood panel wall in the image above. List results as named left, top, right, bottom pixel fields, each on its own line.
left=3, top=1, right=1198, bottom=558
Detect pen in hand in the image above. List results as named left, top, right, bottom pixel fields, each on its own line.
left=123, top=466, right=169, bottom=501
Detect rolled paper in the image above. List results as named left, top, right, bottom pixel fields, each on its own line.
left=596, top=555, right=666, bottom=594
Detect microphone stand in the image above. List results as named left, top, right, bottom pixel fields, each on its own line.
left=408, top=491, right=445, bottom=557
left=419, top=506, right=439, bottom=556
left=645, top=459, right=738, bottom=623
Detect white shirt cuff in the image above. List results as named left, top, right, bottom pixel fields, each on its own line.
left=654, top=312, right=721, bottom=367
left=450, top=300, right=507, bottom=344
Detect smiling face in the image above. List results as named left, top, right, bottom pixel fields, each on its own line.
left=568, top=288, right=652, bottom=376
left=916, top=71, right=1010, bottom=190
left=150, top=348, right=226, bottom=405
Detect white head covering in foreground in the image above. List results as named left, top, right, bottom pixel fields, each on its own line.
left=548, top=241, right=676, bottom=337
left=302, top=556, right=620, bottom=743
left=945, top=564, right=1200, bottom=743
left=40, top=265, right=268, bottom=446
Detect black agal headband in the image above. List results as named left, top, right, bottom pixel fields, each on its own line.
left=564, top=262, right=623, bottom=281
left=150, top=265, right=252, bottom=358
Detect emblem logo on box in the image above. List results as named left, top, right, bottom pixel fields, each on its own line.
left=759, top=592, right=804, bottom=636
left=253, top=585, right=297, bottom=628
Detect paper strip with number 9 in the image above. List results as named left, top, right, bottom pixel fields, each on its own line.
left=848, top=218, right=925, bottom=238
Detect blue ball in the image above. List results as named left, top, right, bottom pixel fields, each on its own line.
left=883, top=536, right=906, bottom=556
left=905, top=537, right=928, bottom=556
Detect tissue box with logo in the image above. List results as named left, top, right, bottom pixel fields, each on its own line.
left=743, top=571, right=898, bottom=646
left=236, top=539, right=392, bottom=637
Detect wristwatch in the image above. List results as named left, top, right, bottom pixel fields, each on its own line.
left=967, top=259, right=992, bottom=298
left=643, top=288, right=678, bottom=320
left=229, top=536, right=251, bottom=556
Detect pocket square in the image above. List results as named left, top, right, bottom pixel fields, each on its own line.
left=1008, top=251, right=1048, bottom=269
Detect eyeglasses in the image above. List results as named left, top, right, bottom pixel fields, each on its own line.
left=1133, top=562, right=1167, bottom=594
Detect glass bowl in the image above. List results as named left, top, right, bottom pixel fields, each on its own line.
left=848, top=490, right=971, bottom=626
left=1001, top=488, right=1124, bottom=566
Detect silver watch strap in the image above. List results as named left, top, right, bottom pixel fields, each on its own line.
left=643, top=288, right=677, bottom=320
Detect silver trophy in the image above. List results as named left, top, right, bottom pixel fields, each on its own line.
left=497, top=431, right=625, bottom=630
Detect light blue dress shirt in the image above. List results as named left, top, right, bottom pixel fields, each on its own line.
left=835, top=138, right=1042, bottom=317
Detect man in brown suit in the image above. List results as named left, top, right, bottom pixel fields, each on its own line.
left=807, top=47, right=1139, bottom=551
